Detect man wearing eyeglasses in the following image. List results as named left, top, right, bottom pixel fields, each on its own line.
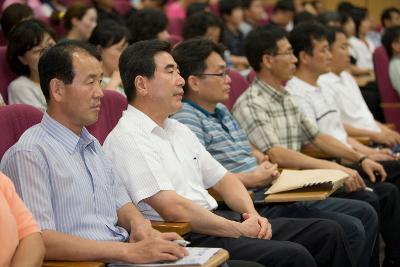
left=170, top=37, right=379, bottom=267
left=103, top=39, right=356, bottom=267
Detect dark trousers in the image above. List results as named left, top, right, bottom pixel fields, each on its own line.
left=345, top=160, right=400, bottom=266
left=186, top=213, right=355, bottom=267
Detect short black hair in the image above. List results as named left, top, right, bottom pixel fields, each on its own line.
left=89, top=20, right=131, bottom=48
left=219, top=0, right=242, bottom=16
left=318, top=11, right=341, bottom=27
left=293, top=11, right=317, bottom=26
left=186, top=2, right=209, bottom=17
left=63, top=3, right=95, bottom=31
left=326, top=26, right=346, bottom=46
left=38, top=40, right=101, bottom=102
left=337, top=1, right=354, bottom=16
left=119, top=40, right=171, bottom=101
left=0, top=3, right=33, bottom=38
left=289, top=22, right=327, bottom=61
left=273, top=0, right=295, bottom=13
left=183, top=12, right=225, bottom=43
left=350, top=7, right=368, bottom=37
left=7, top=19, right=55, bottom=76
left=382, top=26, right=400, bottom=58
left=242, top=0, right=256, bottom=9
left=381, top=7, right=400, bottom=28
left=127, top=8, right=168, bottom=43
left=244, top=25, right=288, bottom=72
left=171, top=37, right=225, bottom=93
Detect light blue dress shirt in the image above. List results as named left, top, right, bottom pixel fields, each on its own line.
left=1, top=113, right=130, bottom=241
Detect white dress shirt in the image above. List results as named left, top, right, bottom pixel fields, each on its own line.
left=103, top=105, right=227, bottom=221
left=286, top=76, right=351, bottom=147
left=348, top=36, right=375, bottom=70
left=318, top=71, right=380, bottom=132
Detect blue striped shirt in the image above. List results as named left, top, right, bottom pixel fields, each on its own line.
left=0, top=113, right=130, bottom=241
left=172, top=100, right=257, bottom=173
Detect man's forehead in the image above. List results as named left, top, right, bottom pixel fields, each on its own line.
left=71, top=51, right=102, bottom=76
left=154, top=51, right=177, bottom=67
left=206, top=51, right=226, bottom=67
left=277, top=38, right=291, bottom=49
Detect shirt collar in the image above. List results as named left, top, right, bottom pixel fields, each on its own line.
left=182, top=99, right=226, bottom=120
left=125, top=104, right=166, bottom=134
left=289, top=76, right=320, bottom=93
left=41, top=113, right=96, bottom=154
left=254, top=77, right=289, bottom=101
left=318, top=72, right=341, bottom=84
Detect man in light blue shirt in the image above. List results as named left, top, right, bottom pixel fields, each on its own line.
left=0, top=40, right=187, bottom=264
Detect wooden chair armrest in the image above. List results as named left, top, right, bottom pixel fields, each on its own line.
left=385, top=123, right=397, bottom=130
left=151, top=221, right=191, bottom=236
left=381, top=102, right=400, bottom=108
left=208, top=188, right=254, bottom=202
left=43, top=261, right=105, bottom=267
left=353, top=136, right=372, bottom=145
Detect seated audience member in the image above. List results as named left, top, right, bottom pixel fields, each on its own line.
left=219, top=0, right=249, bottom=69
left=2, top=0, right=47, bottom=19
left=6, top=19, right=56, bottom=111
left=0, top=3, right=33, bottom=42
left=285, top=22, right=400, bottom=267
left=186, top=2, right=209, bottom=17
left=89, top=20, right=130, bottom=95
left=62, top=3, right=97, bottom=42
left=183, top=11, right=225, bottom=44
left=127, top=8, right=170, bottom=43
left=382, top=26, right=400, bottom=96
left=93, top=0, right=125, bottom=25
left=232, top=24, right=400, bottom=267
left=348, top=7, right=375, bottom=71
left=170, top=37, right=378, bottom=267
left=1, top=40, right=187, bottom=264
left=166, top=0, right=206, bottom=22
left=268, top=0, right=295, bottom=31
left=239, top=0, right=265, bottom=36
left=318, top=11, right=341, bottom=27
left=382, top=8, right=400, bottom=29
left=103, top=38, right=357, bottom=267
left=318, top=27, right=400, bottom=147
left=0, top=171, right=45, bottom=267
left=293, top=11, right=317, bottom=27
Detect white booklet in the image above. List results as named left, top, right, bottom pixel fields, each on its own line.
left=108, top=247, right=221, bottom=267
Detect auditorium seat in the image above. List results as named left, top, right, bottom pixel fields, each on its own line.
left=0, top=46, right=17, bottom=104
left=87, top=89, right=128, bottom=144
left=373, top=46, right=400, bottom=131
left=225, top=69, right=249, bottom=110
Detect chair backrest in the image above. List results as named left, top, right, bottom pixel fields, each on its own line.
left=0, top=46, right=17, bottom=104
left=167, top=17, right=184, bottom=37
left=87, top=90, right=128, bottom=145
left=0, top=104, right=43, bottom=159
left=247, top=69, right=256, bottom=83
left=225, top=69, right=250, bottom=111
left=373, top=46, right=400, bottom=130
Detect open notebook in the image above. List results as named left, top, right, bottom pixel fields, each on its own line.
left=264, top=169, right=348, bottom=203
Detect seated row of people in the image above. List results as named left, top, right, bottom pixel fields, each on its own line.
left=0, top=36, right=378, bottom=266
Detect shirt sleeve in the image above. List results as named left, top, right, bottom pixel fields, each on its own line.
left=1, top=173, right=40, bottom=241
left=103, top=132, right=175, bottom=205
left=233, top=101, right=281, bottom=153
left=1, top=150, right=56, bottom=231
left=389, top=59, right=400, bottom=95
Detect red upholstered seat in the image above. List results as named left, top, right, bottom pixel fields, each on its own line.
left=0, top=104, right=43, bottom=159
left=87, top=90, right=128, bottom=144
left=373, top=46, right=400, bottom=131
left=225, top=69, right=249, bottom=111
left=0, top=46, right=17, bottom=104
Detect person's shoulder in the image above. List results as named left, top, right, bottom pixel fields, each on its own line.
left=8, top=76, right=32, bottom=90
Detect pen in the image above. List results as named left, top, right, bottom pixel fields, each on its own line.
left=365, top=187, right=373, bottom=192
left=173, top=239, right=190, bottom=247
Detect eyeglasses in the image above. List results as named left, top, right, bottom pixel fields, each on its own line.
left=272, top=49, right=295, bottom=57
left=194, top=68, right=230, bottom=79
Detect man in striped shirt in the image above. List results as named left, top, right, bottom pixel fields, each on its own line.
left=0, top=40, right=187, bottom=264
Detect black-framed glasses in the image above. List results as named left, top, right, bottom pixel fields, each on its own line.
left=194, top=68, right=230, bottom=79
left=263, top=49, right=294, bottom=57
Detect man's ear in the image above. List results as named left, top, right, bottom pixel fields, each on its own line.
left=187, top=75, right=200, bottom=93
left=134, top=75, right=149, bottom=97
left=261, top=53, right=274, bottom=70
left=298, top=50, right=310, bottom=66
left=17, top=55, right=28, bottom=66
left=49, top=78, right=65, bottom=103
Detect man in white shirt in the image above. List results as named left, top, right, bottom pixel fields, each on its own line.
left=318, top=27, right=400, bottom=147
left=286, top=22, right=400, bottom=267
left=103, top=39, right=355, bottom=267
